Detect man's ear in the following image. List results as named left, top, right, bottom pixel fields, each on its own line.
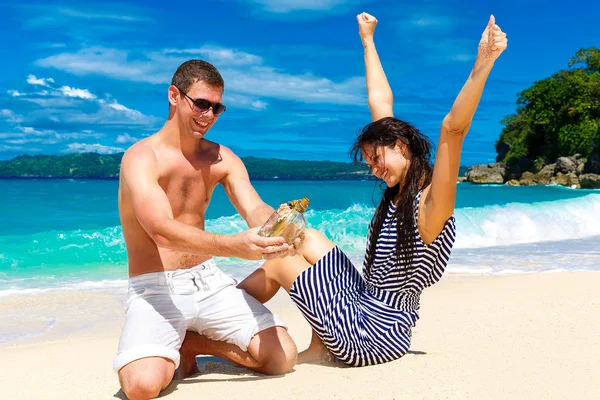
left=168, top=85, right=179, bottom=107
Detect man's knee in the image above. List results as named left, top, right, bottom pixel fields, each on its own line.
left=254, top=327, right=298, bottom=375
left=118, top=358, right=174, bottom=400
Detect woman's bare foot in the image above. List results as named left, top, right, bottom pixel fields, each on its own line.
left=297, top=332, right=335, bottom=364
left=298, top=346, right=335, bottom=364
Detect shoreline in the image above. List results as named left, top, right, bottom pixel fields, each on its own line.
left=2, top=261, right=600, bottom=304
left=1, top=271, right=599, bottom=399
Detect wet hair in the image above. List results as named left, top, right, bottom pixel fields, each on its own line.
left=171, top=59, right=224, bottom=93
left=350, top=117, right=433, bottom=280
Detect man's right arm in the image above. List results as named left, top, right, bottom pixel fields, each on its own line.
left=120, top=147, right=286, bottom=260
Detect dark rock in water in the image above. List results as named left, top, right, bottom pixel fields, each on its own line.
left=466, top=163, right=506, bottom=184
left=580, top=173, right=600, bottom=189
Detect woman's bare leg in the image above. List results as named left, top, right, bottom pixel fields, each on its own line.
left=238, top=228, right=337, bottom=365
left=238, top=228, right=336, bottom=300
left=297, top=228, right=338, bottom=266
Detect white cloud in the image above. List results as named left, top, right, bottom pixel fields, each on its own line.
left=225, top=66, right=364, bottom=104
left=54, top=7, right=147, bottom=22
left=8, top=90, right=23, bottom=97
left=105, top=102, right=144, bottom=119
left=5, top=138, right=46, bottom=145
left=36, top=47, right=171, bottom=84
left=36, top=46, right=365, bottom=105
left=396, top=10, right=476, bottom=65
left=20, top=126, right=58, bottom=136
left=27, top=74, right=55, bottom=87
left=64, top=143, right=124, bottom=154
left=242, top=0, right=351, bottom=13
left=163, top=46, right=263, bottom=66
left=406, top=14, right=456, bottom=31
left=251, top=100, right=268, bottom=110
left=22, top=97, right=88, bottom=108
left=224, top=94, right=269, bottom=111
left=115, top=133, right=139, bottom=144
left=58, top=86, right=96, bottom=99
left=22, top=4, right=154, bottom=29
left=0, top=144, right=39, bottom=153
left=0, top=128, right=103, bottom=142
left=0, top=109, right=24, bottom=123
left=451, top=53, right=475, bottom=62
left=6, top=75, right=158, bottom=127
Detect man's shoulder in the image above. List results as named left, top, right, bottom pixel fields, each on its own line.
left=200, top=139, right=241, bottom=164
left=122, top=138, right=158, bottom=169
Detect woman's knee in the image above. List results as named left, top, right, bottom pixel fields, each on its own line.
left=302, top=228, right=335, bottom=264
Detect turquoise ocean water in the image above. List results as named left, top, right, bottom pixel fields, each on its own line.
left=1, top=179, right=599, bottom=297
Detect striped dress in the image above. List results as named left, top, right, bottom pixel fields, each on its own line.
left=289, top=190, right=456, bottom=367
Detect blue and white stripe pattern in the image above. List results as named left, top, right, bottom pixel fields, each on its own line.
left=289, top=190, right=456, bottom=367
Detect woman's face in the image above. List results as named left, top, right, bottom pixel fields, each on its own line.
left=361, top=141, right=410, bottom=187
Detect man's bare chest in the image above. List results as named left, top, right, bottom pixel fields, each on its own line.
left=159, top=173, right=221, bottom=218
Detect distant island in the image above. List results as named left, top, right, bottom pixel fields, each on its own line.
left=0, top=153, right=367, bottom=180
left=0, top=152, right=470, bottom=181
left=465, top=47, right=600, bottom=189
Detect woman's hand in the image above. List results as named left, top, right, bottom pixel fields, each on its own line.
left=357, top=12, right=378, bottom=42
left=477, top=15, right=508, bottom=61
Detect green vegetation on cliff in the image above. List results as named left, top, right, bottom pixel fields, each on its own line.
left=496, top=47, right=600, bottom=171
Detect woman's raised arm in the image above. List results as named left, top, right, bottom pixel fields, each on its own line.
left=358, top=12, right=394, bottom=122
left=422, top=15, right=508, bottom=242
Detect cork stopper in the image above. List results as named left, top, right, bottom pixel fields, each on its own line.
left=293, top=197, right=310, bottom=213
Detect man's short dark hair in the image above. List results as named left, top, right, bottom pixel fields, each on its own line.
left=171, top=60, right=224, bottom=92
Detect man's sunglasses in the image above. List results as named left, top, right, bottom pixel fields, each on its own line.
left=177, top=87, right=226, bottom=116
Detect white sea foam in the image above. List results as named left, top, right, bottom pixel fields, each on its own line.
left=454, top=194, right=600, bottom=248
left=0, top=279, right=127, bottom=297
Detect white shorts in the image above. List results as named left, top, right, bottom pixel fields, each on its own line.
left=113, top=259, right=286, bottom=372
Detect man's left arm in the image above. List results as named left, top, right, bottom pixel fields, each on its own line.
left=221, top=151, right=273, bottom=228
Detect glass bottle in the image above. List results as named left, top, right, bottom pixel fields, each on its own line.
left=258, top=198, right=310, bottom=245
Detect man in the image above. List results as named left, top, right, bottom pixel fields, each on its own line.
left=114, top=59, right=298, bottom=400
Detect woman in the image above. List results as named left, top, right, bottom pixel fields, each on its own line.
left=239, top=12, right=507, bottom=367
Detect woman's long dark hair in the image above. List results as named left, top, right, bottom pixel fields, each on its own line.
left=350, top=117, right=434, bottom=279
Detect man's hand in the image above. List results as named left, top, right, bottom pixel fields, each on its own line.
left=357, top=12, right=377, bottom=42
left=478, top=15, right=508, bottom=61
left=278, top=231, right=306, bottom=259
left=233, top=227, right=292, bottom=260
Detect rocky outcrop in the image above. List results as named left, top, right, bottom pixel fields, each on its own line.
left=466, top=154, right=600, bottom=189
left=465, top=163, right=506, bottom=184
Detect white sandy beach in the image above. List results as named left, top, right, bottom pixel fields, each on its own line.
left=1, top=272, right=599, bottom=400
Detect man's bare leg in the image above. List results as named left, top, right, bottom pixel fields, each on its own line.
left=118, top=357, right=176, bottom=400
left=179, top=326, right=297, bottom=377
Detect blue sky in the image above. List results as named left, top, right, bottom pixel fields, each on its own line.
left=0, top=0, right=598, bottom=165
